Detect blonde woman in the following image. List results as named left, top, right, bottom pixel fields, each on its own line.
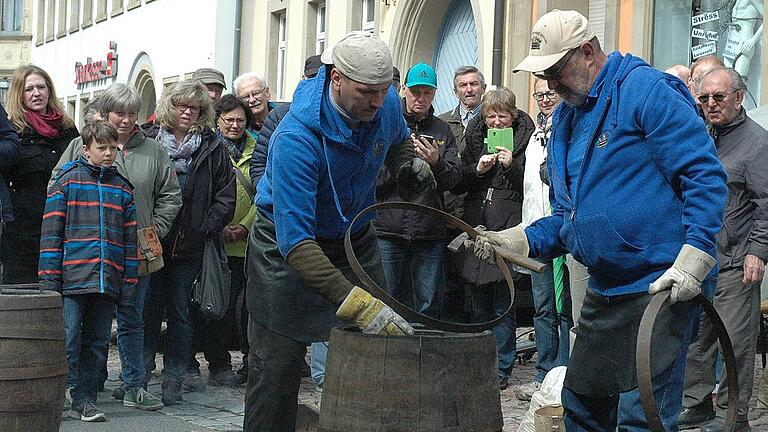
left=3, top=64, right=78, bottom=283
left=141, top=80, right=236, bottom=405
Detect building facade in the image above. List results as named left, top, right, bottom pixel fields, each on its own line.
left=0, top=0, right=33, bottom=101
left=31, top=0, right=239, bottom=125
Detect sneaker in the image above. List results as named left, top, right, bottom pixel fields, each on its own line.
left=70, top=401, right=106, bottom=422
left=161, top=381, right=183, bottom=406
left=677, top=399, right=715, bottom=430
left=111, top=386, right=125, bottom=400
left=182, top=371, right=206, bottom=392
left=209, top=370, right=246, bottom=387
left=124, top=387, right=164, bottom=411
left=499, top=374, right=509, bottom=391
left=515, top=381, right=541, bottom=401
left=62, top=387, right=73, bottom=411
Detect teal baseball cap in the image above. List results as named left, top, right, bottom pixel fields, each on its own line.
left=405, top=63, right=437, bottom=88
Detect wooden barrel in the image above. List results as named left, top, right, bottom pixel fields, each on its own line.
left=319, top=326, right=503, bottom=432
left=0, top=286, right=67, bottom=432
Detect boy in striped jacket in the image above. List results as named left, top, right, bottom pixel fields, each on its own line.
left=39, top=121, right=137, bottom=422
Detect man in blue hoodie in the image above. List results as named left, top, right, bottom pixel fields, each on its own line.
left=474, top=10, right=728, bottom=431
left=244, top=32, right=432, bottom=431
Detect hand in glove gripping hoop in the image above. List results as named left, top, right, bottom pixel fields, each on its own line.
left=469, top=226, right=530, bottom=264
left=396, top=158, right=437, bottom=202
left=648, top=244, right=716, bottom=303
left=337, top=286, right=414, bottom=336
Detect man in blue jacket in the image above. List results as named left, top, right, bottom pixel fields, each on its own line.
left=474, top=10, right=728, bottom=431
left=244, top=32, right=432, bottom=431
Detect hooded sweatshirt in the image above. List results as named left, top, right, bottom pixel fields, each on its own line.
left=525, top=52, right=728, bottom=296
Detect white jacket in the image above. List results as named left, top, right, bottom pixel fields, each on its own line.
left=521, top=116, right=551, bottom=227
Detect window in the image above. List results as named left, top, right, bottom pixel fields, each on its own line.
left=45, top=0, right=55, bottom=41
left=57, top=0, right=67, bottom=37
left=277, top=12, right=287, bottom=99
left=111, top=0, right=122, bottom=17
left=95, top=0, right=106, bottom=22
left=69, top=0, right=79, bottom=32
left=361, top=0, right=374, bottom=32
left=316, top=2, right=325, bottom=55
left=82, top=0, right=92, bottom=28
left=1, top=0, right=23, bottom=33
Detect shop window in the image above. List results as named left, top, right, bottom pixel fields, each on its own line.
left=652, top=0, right=762, bottom=109
left=1, top=0, right=23, bottom=33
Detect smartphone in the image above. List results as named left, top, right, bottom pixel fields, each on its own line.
left=416, top=134, right=436, bottom=144
left=486, top=128, right=514, bottom=153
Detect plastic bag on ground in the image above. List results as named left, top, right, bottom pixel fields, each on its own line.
left=516, top=366, right=567, bottom=432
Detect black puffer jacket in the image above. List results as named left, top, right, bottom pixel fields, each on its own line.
left=374, top=103, right=462, bottom=241
left=2, top=125, right=78, bottom=267
left=458, top=110, right=535, bottom=285
left=250, top=102, right=291, bottom=189
left=144, top=125, right=236, bottom=259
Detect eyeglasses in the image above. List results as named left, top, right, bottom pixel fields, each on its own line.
left=533, top=48, right=578, bottom=81
left=533, top=91, right=557, bottom=102
left=238, top=88, right=266, bottom=101
left=219, top=116, right=246, bottom=126
left=175, top=104, right=201, bottom=114
left=697, top=90, right=739, bottom=104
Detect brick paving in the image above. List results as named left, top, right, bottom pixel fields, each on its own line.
left=102, top=330, right=768, bottom=431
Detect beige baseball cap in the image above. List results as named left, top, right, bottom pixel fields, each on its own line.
left=513, top=9, right=595, bottom=74
left=321, top=31, right=393, bottom=84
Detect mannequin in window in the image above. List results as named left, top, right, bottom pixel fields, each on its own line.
left=725, top=0, right=763, bottom=77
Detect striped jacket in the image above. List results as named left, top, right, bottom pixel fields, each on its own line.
left=38, top=157, right=138, bottom=298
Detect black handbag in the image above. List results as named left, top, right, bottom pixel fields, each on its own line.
left=190, top=159, right=231, bottom=321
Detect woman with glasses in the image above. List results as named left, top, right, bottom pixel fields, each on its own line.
left=141, top=80, right=236, bottom=406
left=187, top=94, right=255, bottom=388
left=455, top=87, right=535, bottom=390
left=2, top=64, right=79, bottom=284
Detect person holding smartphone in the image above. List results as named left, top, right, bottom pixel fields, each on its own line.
left=374, top=63, right=462, bottom=317
left=455, top=86, right=535, bottom=390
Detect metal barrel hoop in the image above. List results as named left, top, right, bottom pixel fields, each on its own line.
left=636, top=291, right=738, bottom=432
left=345, top=201, right=521, bottom=333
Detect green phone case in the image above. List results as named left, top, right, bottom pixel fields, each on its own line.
left=486, top=128, right=514, bottom=153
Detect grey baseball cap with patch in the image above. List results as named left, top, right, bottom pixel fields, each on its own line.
left=193, top=68, right=227, bottom=89
left=321, top=32, right=393, bottom=84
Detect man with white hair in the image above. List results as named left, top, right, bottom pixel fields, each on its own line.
left=474, top=9, right=727, bottom=431
left=244, top=32, right=434, bottom=431
left=233, top=72, right=274, bottom=136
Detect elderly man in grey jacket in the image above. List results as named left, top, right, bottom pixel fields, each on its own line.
left=678, top=67, right=768, bottom=432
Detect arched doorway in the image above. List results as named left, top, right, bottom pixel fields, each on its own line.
left=433, top=0, right=478, bottom=114
left=134, top=70, right=156, bottom=123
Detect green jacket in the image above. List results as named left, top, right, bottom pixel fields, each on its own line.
left=226, top=133, right=258, bottom=257
left=51, top=129, right=182, bottom=275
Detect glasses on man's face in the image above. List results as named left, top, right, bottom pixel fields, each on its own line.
left=239, top=88, right=266, bottom=101
left=697, top=90, right=739, bottom=104
left=220, top=116, right=246, bottom=126
left=533, top=91, right=557, bottom=102
left=176, top=104, right=201, bottom=114
left=533, top=48, right=578, bottom=81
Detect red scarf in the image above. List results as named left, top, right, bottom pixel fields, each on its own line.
left=24, top=109, right=63, bottom=138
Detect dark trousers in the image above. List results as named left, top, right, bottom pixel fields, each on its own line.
left=189, top=256, right=247, bottom=374
left=244, top=319, right=306, bottom=432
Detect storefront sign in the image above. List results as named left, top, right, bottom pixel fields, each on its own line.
left=691, top=41, right=717, bottom=59
left=74, top=42, right=118, bottom=86
left=692, top=11, right=719, bottom=26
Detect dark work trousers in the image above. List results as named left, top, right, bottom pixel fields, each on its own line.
left=244, top=319, right=306, bottom=432
left=683, top=266, right=761, bottom=421
left=189, top=256, right=247, bottom=374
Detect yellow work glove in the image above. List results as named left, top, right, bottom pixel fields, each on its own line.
left=649, top=244, right=715, bottom=303
left=336, top=286, right=414, bottom=336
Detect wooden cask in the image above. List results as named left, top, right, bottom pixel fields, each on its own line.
left=319, top=326, right=503, bottom=432
left=0, top=287, right=67, bottom=432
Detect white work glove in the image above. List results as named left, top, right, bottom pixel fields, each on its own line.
left=336, top=286, right=414, bottom=336
left=648, top=244, right=716, bottom=304
left=468, top=225, right=530, bottom=264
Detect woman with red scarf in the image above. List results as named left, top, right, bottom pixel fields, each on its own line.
left=3, top=64, right=79, bottom=283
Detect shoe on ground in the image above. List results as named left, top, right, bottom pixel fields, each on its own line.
left=161, top=381, right=183, bottom=406
left=515, top=381, right=541, bottom=401
left=62, top=387, right=73, bottom=411
left=112, top=385, right=125, bottom=400
left=677, top=399, right=715, bottom=429
left=69, top=401, right=106, bottom=422
left=499, top=374, right=509, bottom=391
left=209, top=369, right=246, bottom=387
left=182, top=371, right=206, bottom=392
left=124, top=387, right=164, bottom=411
left=699, top=416, right=751, bottom=432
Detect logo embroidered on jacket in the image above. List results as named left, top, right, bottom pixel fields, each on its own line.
left=374, top=140, right=384, bottom=157
left=596, top=133, right=609, bottom=148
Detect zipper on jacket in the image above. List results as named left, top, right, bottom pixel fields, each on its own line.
left=98, top=168, right=106, bottom=294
